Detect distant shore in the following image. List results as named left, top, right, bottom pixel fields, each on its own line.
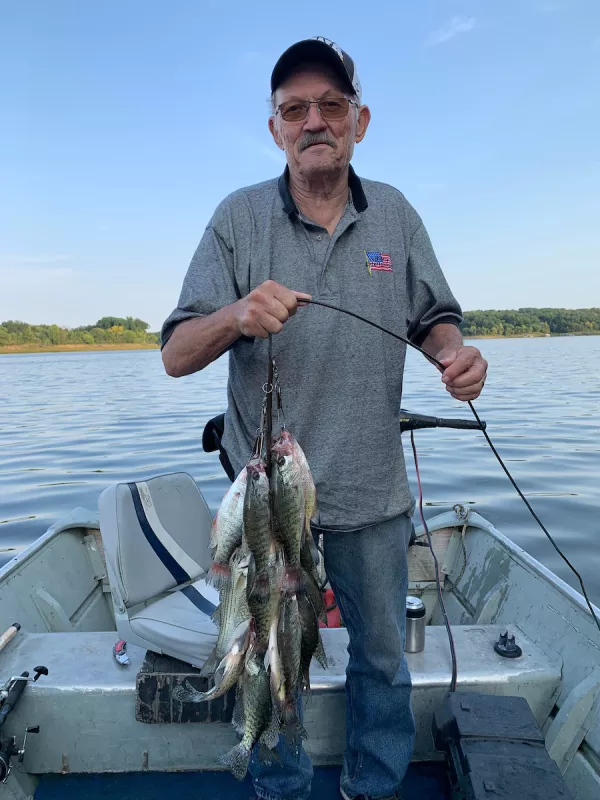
left=0, top=343, right=160, bottom=355
left=2, top=331, right=599, bottom=355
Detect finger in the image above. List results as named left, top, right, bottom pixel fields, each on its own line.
left=444, top=363, right=487, bottom=389
left=250, top=290, right=292, bottom=323
left=294, top=291, right=312, bottom=308
left=441, top=351, right=478, bottom=383
left=256, top=310, right=284, bottom=335
left=446, top=381, right=484, bottom=401
left=271, top=283, right=311, bottom=314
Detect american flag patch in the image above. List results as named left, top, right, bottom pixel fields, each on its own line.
left=365, top=250, right=393, bottom=275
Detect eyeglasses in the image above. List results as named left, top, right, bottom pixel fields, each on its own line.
left=276, top=97, right=358, bottom=122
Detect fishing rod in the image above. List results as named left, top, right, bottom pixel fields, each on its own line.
left=303, top=298, right=600, bottom=636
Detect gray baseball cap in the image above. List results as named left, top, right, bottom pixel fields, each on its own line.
left=271, top=37, right=362, bottom=102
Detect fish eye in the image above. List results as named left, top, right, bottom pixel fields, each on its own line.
left=277, top=456, right=285, bottom=466
left=252, top=472, right=260, bottom=481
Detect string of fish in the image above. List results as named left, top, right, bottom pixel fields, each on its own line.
left=173, top=359, right=328, bottom=781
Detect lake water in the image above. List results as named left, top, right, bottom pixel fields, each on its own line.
left=1, top=336, right=599, bottom=603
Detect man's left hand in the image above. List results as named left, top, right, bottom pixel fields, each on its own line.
left=435, top=346, right=488, bottom=401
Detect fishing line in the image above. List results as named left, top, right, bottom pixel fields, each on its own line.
left=303, top=298, right=600, bottom=635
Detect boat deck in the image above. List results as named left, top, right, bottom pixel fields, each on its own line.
left=35, top=763, right=450, bottom=799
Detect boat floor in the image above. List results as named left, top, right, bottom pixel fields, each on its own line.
left=35, top=763, right=450, bottom=799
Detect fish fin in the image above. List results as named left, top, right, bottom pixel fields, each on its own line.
left=210, top=603, right=222, bottom=628
left=281, top=565, right=304, bottom=597
left=218, top=743, right=252, bottom=781
left=247, top=570, right=270, bottom=600
left=259, top=706, right=281, bottom=751
left=172, top=679, right=205, bottom=704
left=199, top=649, right=219, bottom=677
left=256, top=741, right=282, bottom=766
left=281, top=709, right=308, bottom=744
left=206, top=561, right=232, bottom=590
left=314, top=635, right=328, bottom=669
left=298, top=665, right=311, bottom=693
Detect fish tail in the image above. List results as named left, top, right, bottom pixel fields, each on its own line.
left=281, top=702, right=308, bottom=743
left=281, top=565, right=304, bottom=597
left=218, top=742, right=252, bottom=781
left=314, top=636, right=328, bottom=669
left=256, top=741, right=282, bottom=766
left=206, top=560, right=231, bottom=589
left=171, top=679, right=205, bottom=704
left=299, top=665, right=311, bottom=693
left=199, top=649, right=219, bottom=677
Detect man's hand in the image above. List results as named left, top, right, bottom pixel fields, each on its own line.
left=234, top=280, right=312, bottom=338
left=436, top=345, right=488, bottom=401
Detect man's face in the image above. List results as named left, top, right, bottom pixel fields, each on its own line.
left=268, top=65, right=370, bottom=180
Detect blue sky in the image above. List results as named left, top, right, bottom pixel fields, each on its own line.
left=1, top=0, right=599, bottom=330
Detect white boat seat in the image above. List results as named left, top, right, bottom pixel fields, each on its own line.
left=98, top=472, right=219, bottom=668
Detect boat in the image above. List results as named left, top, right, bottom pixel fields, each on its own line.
left=1, top=434, right=599, bottom=798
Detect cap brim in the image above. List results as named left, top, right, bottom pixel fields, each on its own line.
left=271, top=39, right=355, bottom=96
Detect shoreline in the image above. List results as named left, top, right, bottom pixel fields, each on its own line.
left=0, top=343, right=160, bottom=355
left=1, top=332, right=599, bottom=355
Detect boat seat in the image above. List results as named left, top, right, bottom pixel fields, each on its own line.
left=98, top=473, right=218, bottom=668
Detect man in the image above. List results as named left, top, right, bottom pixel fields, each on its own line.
left=161, top=37, right=487, bottom=800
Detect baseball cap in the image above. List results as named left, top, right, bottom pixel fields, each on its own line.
left=271, top=37, right=362, bottom=103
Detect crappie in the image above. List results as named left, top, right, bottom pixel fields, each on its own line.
left=275, top=430, right=318, bottom=533
left=208, top=468, right=247, bottom=589
left=302, top=566, right=327, bottom=627
left=277, top=594, right=303, bottom=731
left=247, top=549, right=281, bottom=653
left=297, top=590, right=328, bottom=691
left=173, top=618, right=251, bottom=704
left=201, top=546, right=251, bottom=676
left=272, top=445, right=305, bottom=595
left=219, top=650, right=278, bottom=780
left=243, top=457, right=273, bottom=600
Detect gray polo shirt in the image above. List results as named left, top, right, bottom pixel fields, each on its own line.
left=161, top=166, right=462, bottom=530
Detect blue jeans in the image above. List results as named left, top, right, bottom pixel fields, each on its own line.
left=249, top=514, right=415, bottom=800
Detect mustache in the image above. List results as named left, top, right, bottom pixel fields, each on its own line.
left=298, top=132, right=336, bottom=152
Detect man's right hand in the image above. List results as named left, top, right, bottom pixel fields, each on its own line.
left=233, top=280, right=312, bottom=338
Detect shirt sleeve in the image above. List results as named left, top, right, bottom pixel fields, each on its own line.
left=160, top=202, right=241, bottom=348
left=405, top=212, right=463, bottom=347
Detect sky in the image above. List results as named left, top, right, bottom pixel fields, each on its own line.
left=1, top=0, right=599, bottom=331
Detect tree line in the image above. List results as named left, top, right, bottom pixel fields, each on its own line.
left=461, top=308, right=600, bottom=337
left=2, top=309, right=600, bottom=347
left=0, top=317, right=159, bottom=346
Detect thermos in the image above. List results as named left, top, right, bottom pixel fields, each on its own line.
left=405, top=596, right=426, bottom=653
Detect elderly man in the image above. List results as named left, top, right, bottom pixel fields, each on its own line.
left=161, top=37, right=487, bottom=800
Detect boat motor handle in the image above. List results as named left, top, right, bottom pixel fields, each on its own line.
left=0, top=672, right=28, bottom=729
left=399, top=410, right=485, bottom=433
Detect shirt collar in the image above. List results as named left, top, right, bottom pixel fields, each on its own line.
left=278, top=164, right=368, bottom=216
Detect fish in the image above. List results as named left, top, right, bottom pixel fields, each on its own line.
left=302, top=565, right=327, bottom=626
left=201, top=546, right=251, bottom=677
left=207, top=468, right=247, bottom=589
left=300, top=528, right=320, bottom=577
left=272, top=444, right=305, bottom=595
left=277, top=594, right=303, bottom=733
left=243, top=457, right=274, bottom=600
left=297, top=590, right=328, bottom=691
left=219, top=649, right=279, bottom=781
left=275, top=429, right=318, bottom=535
left=173, top=618, right=251, bottom=704
left=247, top=546, right=282, bottom=653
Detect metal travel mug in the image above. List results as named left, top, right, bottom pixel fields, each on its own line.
left=405, top=596, right=426, bottom=653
